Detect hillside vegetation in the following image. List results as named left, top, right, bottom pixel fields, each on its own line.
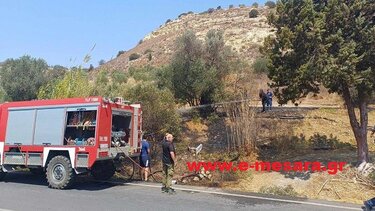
left=99, top=6, right=274, bottom=72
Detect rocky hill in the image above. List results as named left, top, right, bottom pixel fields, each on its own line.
left=99, top=6, right=274, bottom=72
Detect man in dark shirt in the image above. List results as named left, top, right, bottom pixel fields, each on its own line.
left=161, top=133, right=176, bottom=194
left=259, top=89, right=268, bottom=112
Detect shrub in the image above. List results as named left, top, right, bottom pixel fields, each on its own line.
left=207, top=8, right=215, bottom=13
left=217, top=6, right=222, bottom=10
left=265, top=1, right=276, bottom=8
left=309, top=133, right=353, bottom=150
left=165, top=19, right=172, bottom=24
left=178, top=13, right=187, bottom=18
left=117, top=50, right=125, bottom=57
left=138, top=39, right=143, bottom=45
left=144, top=49, right=153, bottom=54
left=129, top=53, right=141, bottom=61
left=239, top=4, right=246, bottom=8
left=260, top=185, right=298, bottom=197
left=252, top=57, right=269, bottom=74
left=229, top=5, right=234, bottom=9
left=252, top=2, right=259, bottom=8
left=122, top=83, right=181, bottom=140
left=249, top=9, right=259, bottom=18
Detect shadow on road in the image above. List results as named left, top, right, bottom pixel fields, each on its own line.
left=0, top=171, right=117, bottom=191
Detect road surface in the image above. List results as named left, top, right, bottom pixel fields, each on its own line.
left=0, top=172, right=362, bottom=211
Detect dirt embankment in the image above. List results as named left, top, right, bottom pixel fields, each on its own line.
left=171, top=107, right=375, bottom=204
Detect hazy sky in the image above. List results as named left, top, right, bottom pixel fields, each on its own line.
left=0, top=0, right=266, bottom=67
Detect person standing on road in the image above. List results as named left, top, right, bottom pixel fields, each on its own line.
left=139, top=137, right=151, bottom=181
left=161, top=133, right=176, bottom=194
left=266, top=89, right=273, bottom=110
left=259, top=89, right=268, bottom=112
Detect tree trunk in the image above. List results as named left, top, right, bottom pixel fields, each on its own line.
left=342, top=86, right=369, bottom=165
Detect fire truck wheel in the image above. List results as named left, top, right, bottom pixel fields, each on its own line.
left=0, top=167, right=6, bottom=181
left=91, top=160, right=115, bottom=181
left=46, top=156, right=75, bottom=189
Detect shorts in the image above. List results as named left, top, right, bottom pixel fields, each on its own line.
left=140, top=155, right=150, bottom=167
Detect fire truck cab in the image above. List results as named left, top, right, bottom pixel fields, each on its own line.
left=0, top=96, right=142, bottom=189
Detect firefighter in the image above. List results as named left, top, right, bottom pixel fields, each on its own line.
left=161, top=133, right=176, bottom=194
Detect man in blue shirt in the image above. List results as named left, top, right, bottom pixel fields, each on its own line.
left=139, top=138, right=151, bottom=181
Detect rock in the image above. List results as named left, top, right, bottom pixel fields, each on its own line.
left=182, top=179, right=188, bottom=183
left=358, top=162, right=375, bottom=176
left=193, top=177, right=200, bottom=181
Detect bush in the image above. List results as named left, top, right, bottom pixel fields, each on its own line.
left=249, top=9, right=259, bottom=18
left=265, top=1, right=276, bottom=8
left=252, top=57, right=269, bottom=74
left=122, top=83, right=181, bottom=140
left=178, top=13, right=187, bottom=18
left=252, top=2, right=259, bottom=8
left=165, top=19, right=172, bottom=24
left=217, top=6, right=222, bottom=10
left=239, top=4, right=246, bottom=8
left=117, top=50, right=125, bottom=57
left=229, top=5, right=234, bottom=9
left=269, top=134, right=309, bottom=154
left=144, top=49, right=153, bottom=54
left=207, top=8, right=215, bottom=13
left=309, top=133, right=353, bottom=150
left=260, top=185, right=298, bottom=197
left=129, top=53, right=141, bottom=61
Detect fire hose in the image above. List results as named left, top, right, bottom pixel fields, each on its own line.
left=113, top=144, right=164, bottom=182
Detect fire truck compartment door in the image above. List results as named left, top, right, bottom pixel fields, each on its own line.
left=5, top=109, right=36, bottom=145
left=34, top=108, right=65, bottom=145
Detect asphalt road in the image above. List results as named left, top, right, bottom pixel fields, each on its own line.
left=0, top=172, right=362, bottom=211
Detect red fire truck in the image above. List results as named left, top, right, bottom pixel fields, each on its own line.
left=0, top=96, right=142, bottom=189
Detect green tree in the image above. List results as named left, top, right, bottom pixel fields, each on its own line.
left=45, top=65, right=67, bottom=81
left=98, top=59, right=106, bottom=66
left=265, top=1, right=276, bottom=8
left=262, top=0, right=375, bottom=164
left=129, top=53, right=141, bottom=61
left=252, top=57, right=269, bottom=74
left=249, top=9, right=260, bottom=18
left=121, top=83, right=181, bottom=139
left=252, top=2, right=259, bottom=8
left=0, top=86, right=6, bottom=102
left=167, top=30, right=232, bottom=106
left=0, top=55, right=48, bottom=101
left=38, top=69, right=92, bottom=99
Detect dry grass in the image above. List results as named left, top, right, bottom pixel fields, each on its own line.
left=293, top=108, right=375, bottom=151
left=177, top=106, right=375, bottom=204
